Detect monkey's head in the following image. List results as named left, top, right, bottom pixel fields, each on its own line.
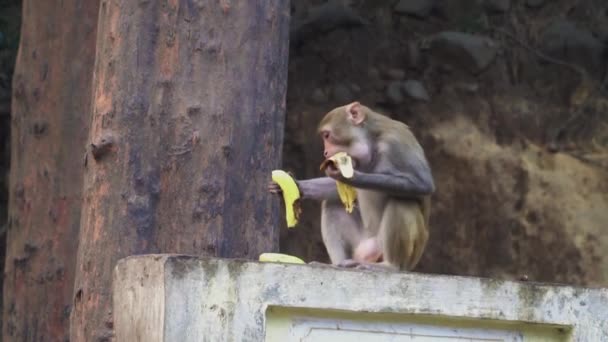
left=317, top=102, right=373, bottom=167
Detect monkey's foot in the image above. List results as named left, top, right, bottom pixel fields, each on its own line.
left=308, top=261, right=336, bottom=268
left=336, top=259, right=360, bottom=268
left=355, top=262, right=398, bottom=272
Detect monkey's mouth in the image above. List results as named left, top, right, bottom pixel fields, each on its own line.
left=319, top=153, right=357, bottom=176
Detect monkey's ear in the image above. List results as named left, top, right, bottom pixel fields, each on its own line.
left=346, top=101, right=365, bottom=125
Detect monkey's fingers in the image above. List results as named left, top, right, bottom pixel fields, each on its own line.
left=337, top=259, right=361, bottom=268
left=320, top=152, right=354, bottom=179
left=267, top=181, right=283, bottom=194
left=355, top=263, right=396, bottom=272
left=324, top=165, right=343, bottom=180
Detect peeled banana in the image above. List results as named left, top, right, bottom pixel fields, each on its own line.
left=319, top=152, right=357, bottom=213
left=336, top=181, right=357, bottom=213
left=271, top=170, right=301, bottom=228
left=259, top=252, right=305, bottom=264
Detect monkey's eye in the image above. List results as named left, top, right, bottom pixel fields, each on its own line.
left=321, top=131, right=330, bottom=140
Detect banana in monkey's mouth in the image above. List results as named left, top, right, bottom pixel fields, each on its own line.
left=319, top=152, right=357, bottom=213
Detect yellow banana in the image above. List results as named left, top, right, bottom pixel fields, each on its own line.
left=319, top=152, right=357, bottom=213
left=271, top=170, right=301, bottom=228
left=336, top=181, right=357, bottom=213
left=259, top=252, right=305, bottom=264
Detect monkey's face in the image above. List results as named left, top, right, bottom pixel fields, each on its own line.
left=318, top=103, right=373, bottom=168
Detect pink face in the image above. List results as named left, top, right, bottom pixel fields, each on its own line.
left=318, top=102, right=374, bottom=168
left=320, top=128, right=372, bottom=168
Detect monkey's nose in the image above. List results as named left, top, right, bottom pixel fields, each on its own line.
left=324, top=150, right=329, bottom=158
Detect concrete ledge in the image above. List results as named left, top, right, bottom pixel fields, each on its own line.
left=113, top=254, right=608, bottom=341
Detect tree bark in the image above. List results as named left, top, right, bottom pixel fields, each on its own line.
left=70, top=1, right=289, bottom=340
left=3, top=1, right=99, bottom=341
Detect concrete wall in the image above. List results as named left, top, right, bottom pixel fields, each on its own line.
left=113, top=255, right=608, bottom=342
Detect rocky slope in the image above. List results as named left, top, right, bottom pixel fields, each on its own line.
left=280, top=0, right=608, bottom=287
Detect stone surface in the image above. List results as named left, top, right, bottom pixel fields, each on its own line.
left=394, top=0, right=435, bottom=18
left=406, top=41, right=422, bottom=69
left=311, top=88, right=328, bottom=103
left=386, top=81, right=405, bottom=104
left=114, top=255, right=608, bottom=342
left=484, top=0, right=510, bottom=13
left=332, top=84, right=354, bottom=103
left=540, top=19, right=605, bottom=74
left=384, top=68, right=406, bottom=80
left=526, top=0, right=546, bottom=8
left=402, top=79, right=430, bottom=101
left=428, top=31, right=498, bottom=74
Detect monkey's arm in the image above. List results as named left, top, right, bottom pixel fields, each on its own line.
left=298, top=177, right=341, bottom=201
left=347, top=170, right=434, bottom=197
left=340, top=153, right=435, bottom=198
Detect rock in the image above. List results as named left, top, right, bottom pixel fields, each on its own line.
left=367, top=67, right=381, bottom=80
left=311, top=88, right=328, bottom=104
left=594, top=23, right=608, bottom=44
left=374, top=6, right=394, bottom=29
left=402, top=80, right=430, bottom=102
left=428, top=31, right=498, bottom=74
left=434, top=0, right=483, bottom=23
left=540, top=20, right=605, bottom=74
left=290, top=0, right=368, bottom=46
left=406, top=41, right=422, bottom=69
left=394, top=0, right=435, bottom=18
left=350, top=84, right=361, bottom=94
left=384, top=68, right=406, bottom=80
left=526, top=0, right=545, bottom=8
left=484, top=0, right=510, bottom=13
left=386, top=80, right=430, bottom=103
left=454, top=82, right=479, bottom=94
left=332, top=84, right=354, bottom=103
left=386, top=81, right=404, bottom=104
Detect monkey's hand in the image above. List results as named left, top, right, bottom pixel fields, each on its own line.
left=267, top=181, right=283, bottom=194
left=268, top=171, right=299, bottom=194
left=320, top=152, right=355, bottom=181
left=323, top=163, right=346, bottom=181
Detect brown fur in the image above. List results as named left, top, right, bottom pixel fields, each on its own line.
left=314, top=102, right=434, bottom=271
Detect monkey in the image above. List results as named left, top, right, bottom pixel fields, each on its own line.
left=270, top=102, right=434, bottom=271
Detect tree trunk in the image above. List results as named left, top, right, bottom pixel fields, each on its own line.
left=3, top=1, right=99, bottom=341
left=70, top=1, right=290, bottom=340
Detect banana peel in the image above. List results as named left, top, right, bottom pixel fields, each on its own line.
left=319, top=152, right=357, bottom=213
left=335, top=181, right=357, bottom=213
left=259, top=253, right=305, bottom=264
left=271, top=170, right=301, bottom=228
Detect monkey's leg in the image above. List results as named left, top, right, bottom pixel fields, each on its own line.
left=378, top=200, right=427, bottom=271
left=353, top=237, right=383, bottom=262
left=321, top=200, right=364, bottom=265
left=408, top=206, right=429, bottom=269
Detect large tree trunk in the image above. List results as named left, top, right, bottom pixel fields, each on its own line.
left=3, top=1, right=99, bottom=341
left=69, top=1, right=290, bottom=340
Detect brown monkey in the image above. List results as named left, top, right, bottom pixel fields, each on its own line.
left=271, top=102, right=434, bottom=271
